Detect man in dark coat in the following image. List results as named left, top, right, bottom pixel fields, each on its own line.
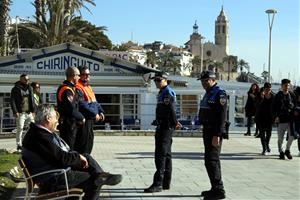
left=10, top=73, right=35, bottom=150
left=22, top=104, right=122, bottom=200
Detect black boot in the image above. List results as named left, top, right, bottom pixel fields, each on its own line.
left=144, top=184, right=162, bottom=193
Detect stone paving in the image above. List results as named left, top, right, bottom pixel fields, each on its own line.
left=3, top=134, right=300, bottom=200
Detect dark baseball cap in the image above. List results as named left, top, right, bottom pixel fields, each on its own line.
left=197, top=70, right=216, bottom=80
left=151, top=71, right=169, bottom=80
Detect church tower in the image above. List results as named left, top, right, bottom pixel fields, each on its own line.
left=215, top=6, right=229, bottom=54
left=188, top=21, right=201, bottom=56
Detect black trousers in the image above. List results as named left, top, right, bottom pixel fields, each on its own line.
left=59, top=120, right=78, bottom=150
left=203, top=129, right=224, bottom=192
left=259, top=124, right=272, bottom=151
left=246, top=116, right=258, bottom=135
left=153, top=128, right=173, bottom=187
left=75, top=119, right=94, bottom=154
left=39, top=154, right=103, bottom=200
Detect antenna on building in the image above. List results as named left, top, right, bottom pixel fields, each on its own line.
left=131, top=30, right=134, bottom=42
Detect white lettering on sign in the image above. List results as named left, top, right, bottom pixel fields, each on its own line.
left=36, top=55, right=101, bottom=71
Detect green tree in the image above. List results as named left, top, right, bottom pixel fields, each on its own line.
left=0, top=0, right=12, bottom=55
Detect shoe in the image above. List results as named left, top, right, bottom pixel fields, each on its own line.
left=201, top=189, right=213, bottom=197
left=144, top=184, right=162, bottom=193
left=267, top=147, right=271, bottom=153
left=279, top=151, right=285, bottom=160
left=261, top=151, right=266, bottom=156
left=298, top=151, right=300, bottom=157
left=244, top=133, right=251, bottom=136
left=203, top=190, right=226, bottom=200
left=255, top=134, right=260, bottom=138
left=96, top=172, right=122, bottom=186
left=284, top=150, right=293, bottom=160
left=163, top=185, right=170, bottom=190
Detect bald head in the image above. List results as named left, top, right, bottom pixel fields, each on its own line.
left=65, top=67, right=80, bottom=84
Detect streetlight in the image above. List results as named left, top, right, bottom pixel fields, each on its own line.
left=265, top=9, right=277, bottom=83
left=15, top=16, right=20, bottom=53
left=200, top=35, right=205, bottom=72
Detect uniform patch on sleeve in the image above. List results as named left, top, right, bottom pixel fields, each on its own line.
left=67, top=95, right=74, bottom=102
left=164, top=97, right=170, bottom=105
left=220, top=94, right=227, bottom=106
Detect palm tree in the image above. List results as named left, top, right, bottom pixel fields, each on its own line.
left=157, top=51, right=181, bottom=75
left=0, top=0, right=12, bottom=55
left=145, top=51, right=158, bottom=68
left=21, top=0, right=100, bottom=48
left=64, top=0, right=95, bottom=26
left=237, top=59, right=249, bottom=73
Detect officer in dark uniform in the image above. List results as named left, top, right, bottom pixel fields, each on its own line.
left=144, top=72, right=182, bottom=193
left=57, top=67, right=85, bottom=150
left=198, top=70, right=227, bottom=200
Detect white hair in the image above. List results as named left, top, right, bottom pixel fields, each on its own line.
left=34, top=104, right=56, bottom=124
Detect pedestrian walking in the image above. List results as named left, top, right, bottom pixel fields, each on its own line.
left=244, top=83, right=260, bottom=136
left=144, top=71, right=181, bottom=193
left=273, top=79, right=297, bottom=160
left=293, top=86, right=300, bottom=156
left=198, top=70, right=227, bottom=200
left=256, top=82, right=275, bottom=155
left=10, top=73, right=35, bottom=151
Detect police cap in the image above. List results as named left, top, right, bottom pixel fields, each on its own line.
left=197, top=70, right=216, bottom=80
left=151, top=71, right=169, bottom=80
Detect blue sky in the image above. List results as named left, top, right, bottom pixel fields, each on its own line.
left=9, top=0, right=299, bottom=84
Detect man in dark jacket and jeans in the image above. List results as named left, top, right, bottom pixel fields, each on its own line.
left=10, top=73, right=35, bottom=150
left=22, top=104, right=122, bottom=200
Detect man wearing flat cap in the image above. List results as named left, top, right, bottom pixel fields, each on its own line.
left=144, top=71, right=182, bottom=193
left=197, top=70, right=227, bottom=199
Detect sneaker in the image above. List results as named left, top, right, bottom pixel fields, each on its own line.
left=96, top=172, right=122, bottom=186
left=279, top=151, right=285, bottom=160
left=244, top=133, right=251, bottom=136
left=284, top=150, right=293, bottom=160
left=267, top=148, right=271, bottom=153
left=203, top=190, right=226, bottom=200
left=144, top=184, right=162, bottom=193
left=261, top=151, right=266, bottom=155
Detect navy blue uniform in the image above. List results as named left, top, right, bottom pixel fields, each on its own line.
left=152, top=85, right=178, bottom=188
left=199, top=83, right=227, bottom=194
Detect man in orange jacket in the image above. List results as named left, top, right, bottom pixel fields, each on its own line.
left=75, top=66, right=105, bottom=154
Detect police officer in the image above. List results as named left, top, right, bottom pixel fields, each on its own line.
left=75, top=66, right=105, bottom=154
left=198, top=70, right=227, bottom=200
left=144, top=72, right=182, bottom=193
left=57, top=67, right=85, bottom=150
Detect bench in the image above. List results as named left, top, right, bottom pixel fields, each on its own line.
left=18, top=159, right=84, bottom=199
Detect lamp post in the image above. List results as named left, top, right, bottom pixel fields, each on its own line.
left=15, top=16, right=20, bottom=53
left=200, top=35, right=205, bottom=72
left=265, top=9, right=277, bottom=83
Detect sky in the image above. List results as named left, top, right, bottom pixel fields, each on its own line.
left=9, top=0, right=300, bottom=84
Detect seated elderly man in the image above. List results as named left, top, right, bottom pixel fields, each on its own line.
left=22, top=104, right=122, bottom=200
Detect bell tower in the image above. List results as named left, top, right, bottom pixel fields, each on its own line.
left=215, top=6, right=229, bottom=54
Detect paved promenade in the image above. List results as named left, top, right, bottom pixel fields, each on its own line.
left=3, top=134, right=300, bottom=200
